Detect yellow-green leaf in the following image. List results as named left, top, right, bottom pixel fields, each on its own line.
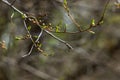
left=21, top=14, right=26, bottom=19
left=56, top=26, right=60, bottom=32
left=34, top=36, right=38, bottom=39
left=88, top=30, right=95, bottom=34
left=64, top=0, right=67, bottom=5
left=27, top=25, right=31, bottom=31
left=99, top=20, right=104, bottom=24
left=91, top=19, right=95, bottom=26
left=15, top=37, right=22, bottom=40
left=37, top=43, right=42, bottom=48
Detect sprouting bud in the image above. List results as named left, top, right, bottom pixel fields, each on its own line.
left=11, top=12, right=14, bottom=19
left=88, top=30, right=95, bottom=34
left=0, top=40, right=7, bottom=50
left=91, top=19, right=95, bottom=26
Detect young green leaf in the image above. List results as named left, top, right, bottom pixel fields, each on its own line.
left=99, top=20, right=104, bottom=24
left=33, top=36, right=38, bottom=39
left=91, top=19, right=95, bottom=26
left=37, top=43, right=42, bottom=48
left=56, top=26, right=60, bottom=32
left=64, top=0, right=67, bottom=5
left=27, top=25, right=31, bottom=31
left=15, top=36, right=22, bottom=40
left=21, top=14, right=26, bottom=19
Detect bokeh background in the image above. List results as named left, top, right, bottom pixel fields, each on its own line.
left=0, top=0, right=120, bottom=80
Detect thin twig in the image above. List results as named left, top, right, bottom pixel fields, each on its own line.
left=97, top=0, right=111, bottom=25
left=63, top=3, right=82, bottom=31
left=23, top=20, right=36, bottom=46
left=2, top=0, right=27, bottom=18
left=44, top=30, right=73, bottom=49
left=0, top=57, right=58, bottom=80
left=22, top=29, right=43, bottom=57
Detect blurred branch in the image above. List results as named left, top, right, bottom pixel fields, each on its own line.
left=20, top=63, right=58, bottom=80
left=0, top=57, right=58, bottom=80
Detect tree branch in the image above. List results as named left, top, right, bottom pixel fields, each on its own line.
left=21, top=63, right=58, bottom=80
left=2, top=0, right=73, bottom=57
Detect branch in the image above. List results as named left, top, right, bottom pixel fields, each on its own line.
left=0, top=57, right=58, bottom=80
left=20, top=63, right=58, bottom=80
left=2, top=0, right=73, bottom=57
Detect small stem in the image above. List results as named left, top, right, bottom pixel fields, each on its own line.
left=98, top=0, right=110, bottom=24
left=23, top=20, right=36, bottom=46
left=63, top=4, right=82, bottom=31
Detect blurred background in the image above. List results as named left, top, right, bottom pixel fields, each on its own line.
left=0, top=0, right=120, bottom=80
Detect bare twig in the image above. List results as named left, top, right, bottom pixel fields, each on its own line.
left=20, top=63, right=59, bottom=80
left=97, top=0, right=111, bottom=25
left=44, top=30, right=73, bottom=49
left=0, top=57, right=58, bottom=80
left=22, top=29, right=43, bottom=57
left=23, top=20, right=36, bottom=46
